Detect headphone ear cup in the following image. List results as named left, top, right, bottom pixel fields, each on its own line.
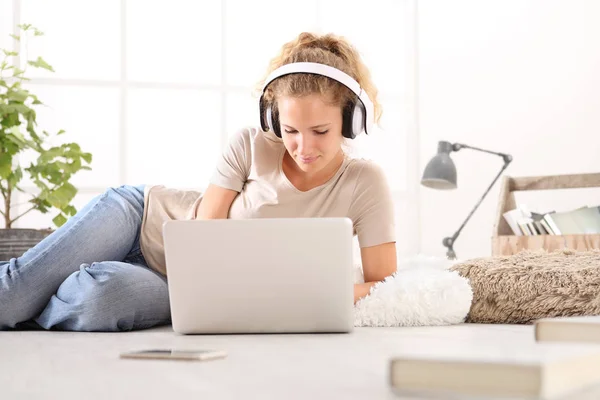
left=266, top=105, right=282, bottom=138
left=352, top=102, right=365, bottom=139
left=342, top=102, right=354, bottom=139
left=259, top=96, right=270, bottom=132
left=342, top=100, right=363, bottom=139
left=271, top=106, right=281, bottom=138
left=265, top=106, right=274, bottom=132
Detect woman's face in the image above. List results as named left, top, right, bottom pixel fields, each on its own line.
left=276, top=94, right=344, bottom=176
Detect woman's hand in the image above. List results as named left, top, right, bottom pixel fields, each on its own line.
left=353, top=282, right=379, bottom=304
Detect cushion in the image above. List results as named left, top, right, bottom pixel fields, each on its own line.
left=450, top=249, right=600, bottom=324
left=353, top=255, right=473, bottom=327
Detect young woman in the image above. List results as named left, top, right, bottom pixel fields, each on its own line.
left=0, top=32, right=397, bottom=332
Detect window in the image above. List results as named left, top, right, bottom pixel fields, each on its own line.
left=2, top=0, right=418, bottom=256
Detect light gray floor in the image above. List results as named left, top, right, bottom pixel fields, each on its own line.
left=1, top=323, right=547, bottom=400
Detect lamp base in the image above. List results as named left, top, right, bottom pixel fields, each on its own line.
left=446, top=248, right=457, bottom=261
left=443, top=237, right=457, bottom=260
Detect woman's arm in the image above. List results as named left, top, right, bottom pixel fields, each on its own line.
left=354, top=242, right=397, bottom=304
left=195, top=184, right=238, bottom=220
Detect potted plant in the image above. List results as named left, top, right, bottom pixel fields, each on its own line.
left=1, top=24, right=92, bottom=260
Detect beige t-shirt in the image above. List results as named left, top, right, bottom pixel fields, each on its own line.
left=140, top=126, right=396, bottom=276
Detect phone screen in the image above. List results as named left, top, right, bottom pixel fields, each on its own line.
left=135, top=350, right=217, bottom=354
left=139, top=350, right=173, bottom=353
left=120, top=349, right=227, bottom=361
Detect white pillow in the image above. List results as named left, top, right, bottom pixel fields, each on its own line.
left=353, top=255, right=473, bottom=327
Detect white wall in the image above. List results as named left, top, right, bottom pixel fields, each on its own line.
left=417, top=0, right=600, bottom=259
left=3, top=1, right=599, bottom=261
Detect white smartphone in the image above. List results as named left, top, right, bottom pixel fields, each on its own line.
left=120, top=349, right=227, bottom=361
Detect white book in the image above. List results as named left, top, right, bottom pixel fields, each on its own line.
left=503, top=208, right=526, bottom=236
left=517, top=217, right=535, bottom=236
left=535, top=315, right=600, bottom=344
left=544, top=213, right=562, bottom=235
left=389, top=342, right=600, bottom=399
left=540, top=219, right=555, bottom=235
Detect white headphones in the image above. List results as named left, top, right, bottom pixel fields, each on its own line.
left=258, top=62, right=374, bottom=139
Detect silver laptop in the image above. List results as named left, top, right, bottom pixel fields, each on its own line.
left=162, top=218, right=354, bottom=334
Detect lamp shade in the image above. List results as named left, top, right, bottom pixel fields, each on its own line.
left=421, top=141, right=457, bottom=190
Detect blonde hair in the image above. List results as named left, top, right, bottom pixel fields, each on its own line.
left=256, top=32, right=382, bottom=125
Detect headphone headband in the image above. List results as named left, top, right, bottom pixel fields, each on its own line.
left=261, top=62, right=374, bottom=135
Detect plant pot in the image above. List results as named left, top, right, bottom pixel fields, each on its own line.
left=0, top=228, right=54, bottom=261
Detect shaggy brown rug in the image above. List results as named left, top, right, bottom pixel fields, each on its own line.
left=450, top=249, right=600, bottom=324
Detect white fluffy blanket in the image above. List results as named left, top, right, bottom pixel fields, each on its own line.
left=353, top=255, right=473, bottom=327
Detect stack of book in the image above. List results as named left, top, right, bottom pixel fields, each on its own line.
left=389, top=315, right=600, bottom=399
left=503, top=205, right=600, bottom=236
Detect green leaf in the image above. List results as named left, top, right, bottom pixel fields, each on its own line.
left=6, top=103, right=32, bottom=115
left=63, top=205, right=77, bottom=216
left=9, top=126, right=25, bottom=141
left=56, top=129, right=66, bottom=135
left=9, top=34, right=20, bottom=41
left=26, top=111, right=38, bottom=136
left=27, top=57, right=54, bottom=72
left=0, top=111, right=21, bottom=129
left=52, top=213, right=67, bottom=227
left=28, top=93, right=43, bottom=105
left=54, top=161, right=68, bottom=170
left=7, top=166, right=23, bottom=187
left=64, top=142, right=80, bottom=152
left=4, top=134, right=25, bottom=148
left=0, top=152, right=12, bottom=179
left=2, top=139, right=20, bottom=155
left=47, top=182, right=77, bottom=209
left=38, top=146, right=64, bottom=163
left=30, top=197, right=50, bottom=214
left=68, top=158, right=81, bottom=173
left=81, top=152, right=92, bottom=164
left=41, top=165, right=64, bottom=185
left=8, top=89, right=28, bottom=103
left=2, top=49, right=18, bottom=57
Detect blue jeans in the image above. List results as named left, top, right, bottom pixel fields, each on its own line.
left=0, top=185, right=171, bottom=332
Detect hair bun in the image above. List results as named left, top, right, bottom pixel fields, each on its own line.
left=296, top=32, right=342, bottom=57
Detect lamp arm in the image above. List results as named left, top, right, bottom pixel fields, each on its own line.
left=453, top=143, right=513, bottom=164
left=442, top=147, right=513, bottom=260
